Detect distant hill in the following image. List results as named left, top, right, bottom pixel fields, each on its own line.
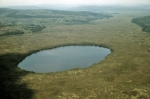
left=3, top=5, right=150, bottom=12
left=0, top=8, right=112, bottom=36
left=2, top=5, right=74, bottom=10
left=1, top=6, right=42, bottom=10
left=69, top=5, right=150, bottom=12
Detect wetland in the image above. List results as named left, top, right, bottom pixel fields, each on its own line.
left=0, top=6, right=150, bottom=99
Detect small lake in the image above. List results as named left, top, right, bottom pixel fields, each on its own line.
left=18, top=46, right=111, bottom=73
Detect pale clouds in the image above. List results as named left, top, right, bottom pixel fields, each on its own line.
left=0, top=0, right=150, bottom=6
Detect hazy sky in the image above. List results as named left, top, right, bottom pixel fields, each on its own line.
left=0, top=0, right=150, bottom=6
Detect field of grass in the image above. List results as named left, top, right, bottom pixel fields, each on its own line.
left=0, top=8, right=150, bottom=99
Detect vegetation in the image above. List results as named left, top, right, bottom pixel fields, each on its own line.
left=0, top=7, right=150, bottom=99
left=132, top=15, right=150, bottom=33
left=0, top=22, right=5, bottom=28
left=24, top=24, right=46, bottom=32
left=0, top=22, right=14, bottom=28
left=0, top=8, right=10, bottom=15
left=0, top=30, right=24, bottom=36
left=0, top=8, right=112, bottom=25
left=0, top=8, right=112, bottom=35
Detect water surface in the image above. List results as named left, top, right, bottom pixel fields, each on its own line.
left=18, top=46, right=111, bottom=73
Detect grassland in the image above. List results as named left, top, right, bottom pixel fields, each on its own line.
left=0, top=8, right=150, bottom=99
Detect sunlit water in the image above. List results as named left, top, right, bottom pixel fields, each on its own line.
left=18, top=46, right=111, bottom=73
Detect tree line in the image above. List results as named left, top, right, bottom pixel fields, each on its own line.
left=132, top=15, right=150, bottom=33
left=0, top=30, right=24, bottom=36
left=24, top=24, right=46, bottom=32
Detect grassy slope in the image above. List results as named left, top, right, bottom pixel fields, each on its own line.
left=0, top=10, right=150, bottom=98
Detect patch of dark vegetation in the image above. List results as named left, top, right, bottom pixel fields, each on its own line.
left=59, top=10, right=112, bottom=24
left=0, top=22, right=14, bottom=28
left=0, top=53, right=34, bottom=99
left=64, top=19, right=89, bottom=23
left=0, top=8, right=11, bottom=15
left=6, top=10, right=20, bottom=18
left=104, top=75, right=115, bottom=81
left=0, top=22, right=5, bottom=28
left=24, top=24, right=46, bottom=32
left=52, top=10, right=112, bottom=18
left=0, top=30, right=24, bottom=36
left=122, top=90, right=149, bottom=99
left=35, top=15, right=65, bottom=18
left=10, top=14, right=34, bottom=19
left=132, top=15, right=150, bottom=33
left=7, top=13, right=65, bottom=19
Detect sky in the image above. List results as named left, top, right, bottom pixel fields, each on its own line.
left=0, top=0, right=150, bottom=6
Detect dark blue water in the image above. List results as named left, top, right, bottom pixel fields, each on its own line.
left=18, top=46, right=111, bottom=73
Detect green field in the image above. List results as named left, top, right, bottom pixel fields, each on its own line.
left=0, top=8, right=150, bottom=99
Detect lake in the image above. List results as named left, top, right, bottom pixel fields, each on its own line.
left=18, top=46, right=111, bottom=73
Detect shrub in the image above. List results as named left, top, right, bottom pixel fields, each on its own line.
left=1, top=30, right=24, bottom=36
